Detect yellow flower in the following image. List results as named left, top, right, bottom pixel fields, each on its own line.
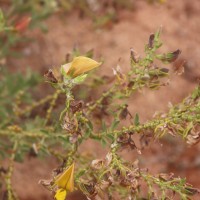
left=62, top=56, right=102, bottom=78
left=54, top=163, right=75, bottom=200
left=54, top=189, right=67, bottom=200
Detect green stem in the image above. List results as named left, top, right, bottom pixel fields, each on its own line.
left=44, top=90, right=61, bottom=125
left=5, top=140, right=19, bottom=200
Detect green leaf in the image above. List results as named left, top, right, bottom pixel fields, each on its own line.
left=40, top=129, right=50, bottom=135
left=191, top=86, right=200, bottom=100
left=14, top=150, right=24, bottom=163
left=72, top=74, right=88, bottom=84
left=60, top=65, right=70, bottom=79
left=134, top=113, right=140, bottom=126
left=101, top=138, right=107, bottom=147
left=87, top=120, right=93, bottom=131
left=110, top=119, right=120, bottom=131
left=106, top=134, right=114, bottom=143
left=76, top=169, right=86, bottom=179
left=0, top=9, right=5, bottom=31
left=154, top=28, right=161, bottom=41
left=84, top=129, right=91, bottom=139
left=85, top=49, right=94, bottom=58
left=183, top=122, right=193, bottom=138
left=102, top=120, right=107, bottom=132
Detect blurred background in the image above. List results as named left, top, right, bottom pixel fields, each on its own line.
left=0, top=0, right=200, bottom=199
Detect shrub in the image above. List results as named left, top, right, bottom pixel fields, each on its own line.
left=0, top=28, right=199, bottom=200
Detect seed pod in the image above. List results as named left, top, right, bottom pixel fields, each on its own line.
left=160, top=68, right=169, bottom=73
left=0, top=167, right=7, bottom=174
left=99, top=180, right=111, bottom=190
left=119, top=104, right=129, bottom=120
left=158, top=49, right=181, bottom=63
left=2, top=190, right=8, bottom=200
left=38, top=179, right=53, bottom=190
left=173, top=59, right=185, bottom=75
left=170, top=49, right=181, bottom=62
left=65, top=53, right=71, bottom=62
left=44, top=69, right=58, bottom=83
left=130, top=48, right=139, bottom=63
left=186, top=126, right=200, bottom=146
left=130, top=179, right=139, bottom=191
left=28, top=143, right=38, bottom=158
left=105, top=152, right=112, bottom=167
left=185, top=187, right=200, bottom=196
left=79, top=181, right=97, bottom=197
left=69, top=134, right=79, bottom=144
left=53, top=159, right=67, bottom=176
left=159, top=173, right=174, bottom=181
left=70, top=100, right=84, bottom=114
left=91, top=159, right=104, bottom=170
left=102, top=95, right=111, bottom=106
left=140, top=132, right=152, bottom=148
left=62, top=115, right=76, bottom=134
left=148, top=34, right=155, bottom=49
left=127, top=81, right=135, bottom=88
left=117, top=134, right=140, bottom=153
left=117, top=133, right=129, bottom=144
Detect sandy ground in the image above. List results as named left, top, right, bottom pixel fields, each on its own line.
left=5, top=0, right=200, bottom=199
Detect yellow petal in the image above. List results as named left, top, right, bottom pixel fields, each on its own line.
left=54, top=189, right=67, bottom=200
left=62, top=63, right=72, bottom=74
left=63, top=56, right=102, bottom=78
left=54, top=163, right=75, bottom=192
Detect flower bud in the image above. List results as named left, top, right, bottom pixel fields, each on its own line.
left=15, top=16, right=31, bottom=32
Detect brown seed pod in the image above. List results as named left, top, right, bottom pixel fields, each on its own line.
left=1, top=190, right=8, bottom=200
left=0, top=167, right=7, bottom=174
left=28, top=143, right=38, bottom=158
left=130, top=48, right=140, bottom=63
left=79, top=181, right=97, bottom=198
left=117, top=134, right=141, bottom=153
left=70, top=100, right=84, bottom=114
left=91, top=159, right=104, bottom=170
left=44, top=69, right=58, bottom=83
left=119, top=104, right=132, bottom=120
left=186, top=126, right=200, bottom=146
left=159, top=49, right=181, bottom=63
left=158, top=173, right=174, bottom=181
left=148, top=33, right=155, bottom=49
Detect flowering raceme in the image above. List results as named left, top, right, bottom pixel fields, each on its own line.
left=62, top=56, right=102, bottom=78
